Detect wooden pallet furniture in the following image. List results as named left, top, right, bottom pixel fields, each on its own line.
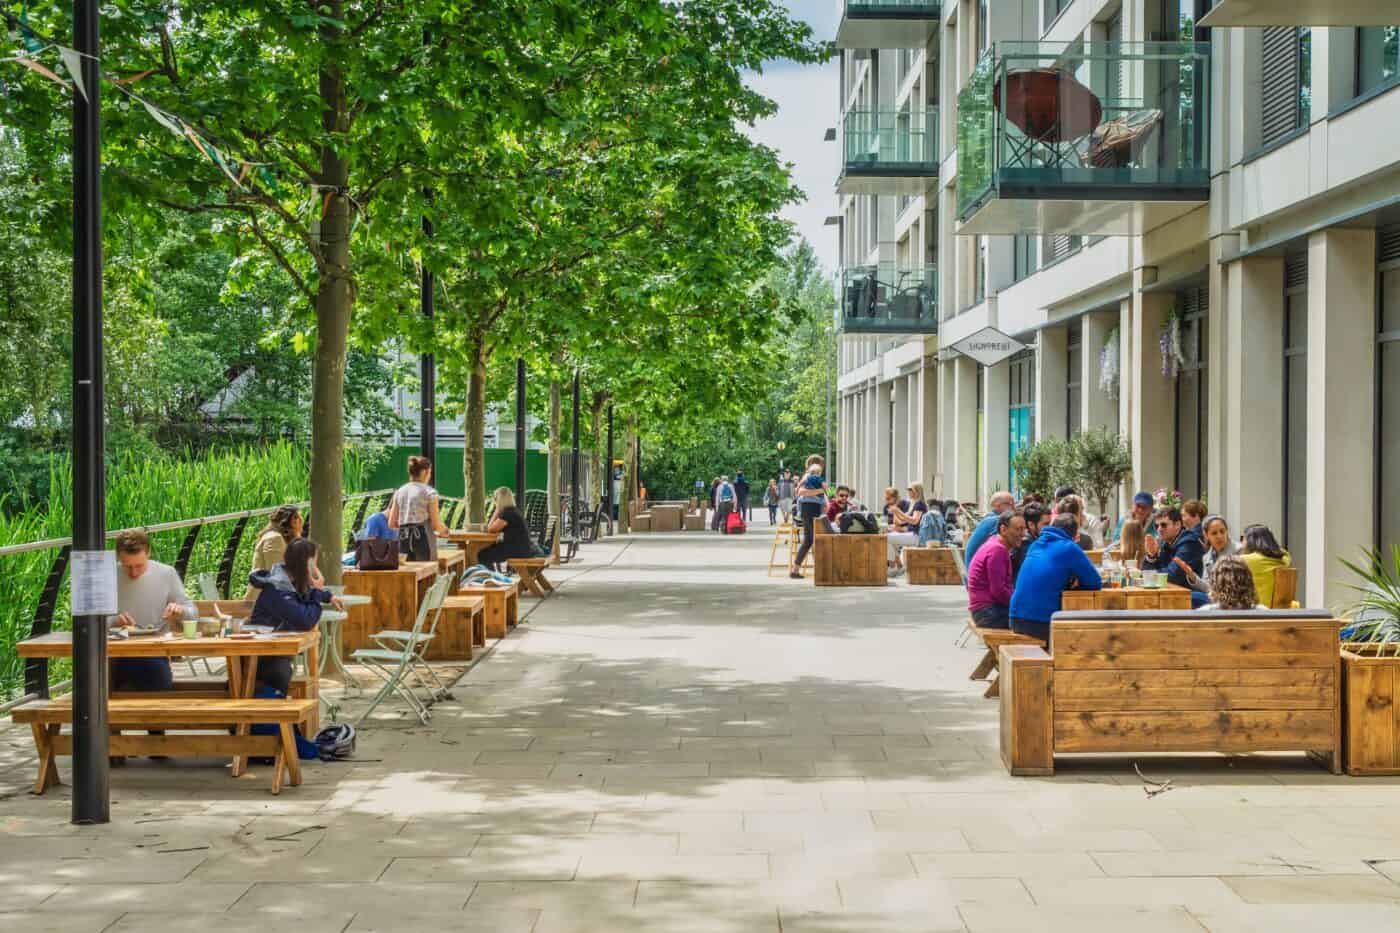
left=1270, top=567, right=1299, bottom=608
left=1340, top=644, right=1400, bottom=775
left=14, top=697, right=318, bottom=795
left=651, top=504, right=685, bottom=532
left=508, top=558, right=555, bottom=598
left=429, top=594, right=485, bottom=660
left=1060, top=584, right=1192, bottom=611
left=456, top=584, right=520, bottom=639
left=813, top=532, right=887, bottom=586
left=436, top=548, right=467, bottom=584
left=683, top=513, right=706, bottom=531
left=904, top=547, right=964, bottom=585
left=999, top=610, right=1343, bottom=776
left=632, top=514, right=653, bottom=532
left=969, top=623, right=1045, bottom=699
left=342, top=561, right=438, bottom=654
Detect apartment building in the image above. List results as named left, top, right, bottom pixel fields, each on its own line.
left=831, top=0, right=1400, bottom=605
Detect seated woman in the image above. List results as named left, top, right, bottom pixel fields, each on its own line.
left=885, top=483, right=928, bottom=575
left=248, top=538, right=342, bottom=695
left=1197, top=555, right=1266, bottom=611
left=1238, top=524, right=1291, bottom=608
left=1054, top=496, right=1097, bottom=550
left=917, top=497, right=947, bottom=547
left=245, top=506, right=302, bottom=599
left=477, top=487, right=539, bottom=570
left=1117, top=518, right=1147, bottom=565
left=1177, top=514, right=1236, bottom=603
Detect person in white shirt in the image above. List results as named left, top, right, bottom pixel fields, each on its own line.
left=109, top=530, right=196, bottom=692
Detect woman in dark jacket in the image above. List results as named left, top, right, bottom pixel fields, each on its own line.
left=248, top=538, right=341, bottom=694
left=477, top=487, right=539, bottom=570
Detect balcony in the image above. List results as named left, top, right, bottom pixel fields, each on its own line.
left=1199, top=0, right=1397, bottom=26
left=837, top=265, right=938, bottom=337
left=835, top=1, right=940, bottom=50
left=956, top=42, right=1211, bottom=237
left=838, top=108, right=939, bottom=195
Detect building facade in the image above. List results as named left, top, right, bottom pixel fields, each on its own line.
left=831, top=0, right=1400, bottom=606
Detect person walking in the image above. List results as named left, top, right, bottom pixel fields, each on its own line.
left=777, top=469, right=795, bottom=523
left=789, top=460, right=829, bottom=578
left=734, top=471, right=751, bottom=521
left=715, top=475, right=738, bottom=533
left=763, top=479, right=780, bottom=525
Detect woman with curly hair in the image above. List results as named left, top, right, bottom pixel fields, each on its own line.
left=1199, top=555, right=1264, bottom=611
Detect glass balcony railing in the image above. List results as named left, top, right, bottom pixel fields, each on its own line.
left=836, top=1, right=940, bottom=50
left=1199, top=0, right=1394, bottom=27
left=956, top=42, right=1211, bottom=236
left=837, top=265, right=938, bottom=336
left=839, top=108, right=939, bottom=194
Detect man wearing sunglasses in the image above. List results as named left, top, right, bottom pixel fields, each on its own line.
left=1142, top=506, right=1205, bottom=589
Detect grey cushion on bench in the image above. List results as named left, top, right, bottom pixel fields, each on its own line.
left=1051, top=609, right=1334, bottom=622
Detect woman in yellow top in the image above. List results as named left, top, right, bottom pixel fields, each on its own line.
left=244, top=506, right=303, bottom=598
left=1238, top=524, right=1291, bottom=608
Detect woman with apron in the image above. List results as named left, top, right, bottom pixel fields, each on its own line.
left=388, top=455, right=450, bottom=562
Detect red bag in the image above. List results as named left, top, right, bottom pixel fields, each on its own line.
left=725, top=511, right=747, bottom=535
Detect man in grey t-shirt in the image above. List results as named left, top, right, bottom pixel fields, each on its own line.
left=109, top=531, right=197, bottom=692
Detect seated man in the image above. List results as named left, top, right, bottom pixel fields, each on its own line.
left=1009, top=514, right=1102, bottom=645
left=109, top=530, right=197, bottom=692
left=964, top=491, right=1016, bottom=563
left=966, top=511, right=1026, bottom=629
left=824, top=485, right=852, bottom=523
left=1111, top=491, right=1155, bottom=545
left=1011, top=503, right=1049, bottom=579
left=1143, top=506, right=1204, bottom=590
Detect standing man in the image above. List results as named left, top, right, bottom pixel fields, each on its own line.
left=967, top=511, right=1027, bottom=628
left=109, top=531, right=197, bottom=692
left=733, top=471, right=751, bottom=522
left=777, top=469, right=795, bottom=523
left=964, top=491, right=1016, bottom=564
left=715, top=475, right=737, bottom=533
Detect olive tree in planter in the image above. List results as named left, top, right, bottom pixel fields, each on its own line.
left=1009, top=437, right=1071, bottom=503
left=1066, top=428, right=1133, bottom=520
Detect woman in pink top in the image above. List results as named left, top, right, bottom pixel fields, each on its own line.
left=966, top=511, right=1026, bottom=628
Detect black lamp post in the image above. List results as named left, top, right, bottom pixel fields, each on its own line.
left=570, top=371, right=581, bottom=542
left=419, top=210, right=435, bottom=462
left=514, top=359, right=526, bottom=496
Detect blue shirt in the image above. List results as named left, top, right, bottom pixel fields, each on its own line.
left=361, top=511, right=398, bottom=541
left=963, top=513, right=1000, bottom=564
left=1009, top=526, right=1103, bottom=626
left=797, top=474, right=826, bottom=504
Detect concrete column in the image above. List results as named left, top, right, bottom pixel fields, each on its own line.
left=1035, top=327, right=1068, bottom=441
left=1206, top=238, right=1230, bottom=510
left=921, top=357, right=939, bottom=489
left=1117, top=298, right=1134, bottom=514
left=1131, top=275, right=1175, bottom=495
left=1222, top=255, right=1285, bottom=538
left=983, top=360, right=1010, bottom=504
left=876, top=380, right=893, bottom=492
left=951, top=356, right=979, bottom=503
left=891, top=376, right=910, bottom=488
left=1081, top=309, right=1118, bottom=433
left=1307, top=228, right=1377, bottom=607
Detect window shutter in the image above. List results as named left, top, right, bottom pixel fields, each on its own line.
left=1261, top=27, right=1300, bottom=146
left=1379, top=225, right=1400, bottom=264
left=1285, top=253, right=1308, bottom=289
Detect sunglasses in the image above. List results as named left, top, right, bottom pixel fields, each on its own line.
left=1155, top=521, right=1174, bottom=529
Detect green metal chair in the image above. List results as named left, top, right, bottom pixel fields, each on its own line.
left=351, top=574, right=452, bottom=726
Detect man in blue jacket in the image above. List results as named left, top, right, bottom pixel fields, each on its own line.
left=1009, top=514, right=1103, bottom=645
left=964, top=491, right=1016, bottom=563
left=1143, top=506, right=1205, bottom=590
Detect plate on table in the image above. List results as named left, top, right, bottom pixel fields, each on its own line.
left=111, top=627, right=163, bottom=638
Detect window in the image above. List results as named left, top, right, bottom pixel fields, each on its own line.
left=1260, top=27, right=1311, bottom=148
left=1043, top=0, right=1071, bottom=32
left=973, top=236, right=987, bottom=304
left=1357, top=27, right=1400, bottom=98
left=1067, top=323, right=1082, bottom=437
left=1283, top=254, right=1308, bottom=600
left=1042, top=235, right=1082, bottom=265
left=1378, top=227, right=1400, bottom=554
left=1013, top=235, right=1038, bottom=283
left=1174, top=287, right=1209, bottom=498
left=1009, top=350, right=1037, bottom=495
left=978, top=0, right=989, bottom=53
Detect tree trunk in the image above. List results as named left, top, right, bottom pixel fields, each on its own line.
left=547, top=377, right=561, bottom=561
left=620, top=411, right=637, bottom=533
left=589, top=391, right=607, bottom=535
left=462, top=333, right=488, bottom=523
left=309, top=9, right=351, bottom=585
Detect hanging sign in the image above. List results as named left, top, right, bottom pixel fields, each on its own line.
left=70, top=549, right=118, bottom=617
left=950, top=327, right=1027, bottom=367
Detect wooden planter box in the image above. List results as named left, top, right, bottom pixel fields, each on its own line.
left=632, top=514, right=653, bottom=532
left=683, top=514, right=706, bottom=531
left=651, top=504, right=684, bottom=531
left=1342, top=645, right=1400, bottom=775
left=904, top=547, right=963, bottom=585
left=814, top=533, right=887, bottom=587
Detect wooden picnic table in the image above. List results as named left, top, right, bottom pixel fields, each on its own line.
left=1060, top=583, right=1192, bottom=611
left=437, top=547, right=466, bottom=583
left=17, top=628, right=321, bottom=775
left=341, top=560, right=439, bottom=654
left=447, top=529, right=500, bottom=567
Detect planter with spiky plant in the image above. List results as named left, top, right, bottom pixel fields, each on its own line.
left=1338, top=546, right=1400, bottom=774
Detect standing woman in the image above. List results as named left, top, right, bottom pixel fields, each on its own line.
left=789, top=457, right=828, bottom=579
left=477, top=487, right=539, bottom=570
left=763, top=479, right=780, bottom=525
left=244, top=505, right=302, bottom=599
left=388, top=455, right=450, bottom=562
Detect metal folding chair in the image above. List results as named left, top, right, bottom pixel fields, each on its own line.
left=351, top=575, right=452, bottom=725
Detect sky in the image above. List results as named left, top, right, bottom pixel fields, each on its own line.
left=743, top=1, right=842, bottom=272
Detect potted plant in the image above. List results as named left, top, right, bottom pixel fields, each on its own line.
left=1009, top=437, right=1070, bottom=503
left=1066, top=428, right=1132, bottom=521
left=1337, top=546, right=1400, bottom=775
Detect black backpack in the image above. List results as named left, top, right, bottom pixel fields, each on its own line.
left=839, top=511, right=879, bottom=534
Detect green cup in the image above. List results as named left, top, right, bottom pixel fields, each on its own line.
left=182, top=619, right=198, bottom=639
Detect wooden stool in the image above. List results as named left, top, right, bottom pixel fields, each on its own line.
left=969, top=623, right=1045, bottom=698
left=508, top=558, right=554, bottom=598
left=432, top=595, right=485, bottom=660
left=457, top=585, right=519, bottom=640
left=768, top=523, right=798, bottom=576
left=903, top=547, right=963, bottom=585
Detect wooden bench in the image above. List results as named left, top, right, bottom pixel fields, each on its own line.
left=428, top=595, right=484, bottom=660
left=683, top=513, right=707, bottom=531
left=632, top=514, right=653, bottom=532
left=13, top=697, right=318, bottom=795
left=457, top=584, right=520, bottom=639
left=115, top=676, right=311, bottom=700
left=904, top=547, right=964, bottom=585
left=508, top=558, right=555, bottom=598
left=813, top=532, right=887, bottom=586
left=999, top=610, right=1343, bottom=775
left=969, top=624, right=1045, bottom=698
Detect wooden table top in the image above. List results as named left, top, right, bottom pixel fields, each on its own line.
left=344, top=561, right=439, bottom=581
left=17, top=629, right=319, bottom=659
left=447, top=530, right=500, bottom=544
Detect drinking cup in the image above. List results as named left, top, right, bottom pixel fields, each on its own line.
left=182, top=619, right=198, bottom=639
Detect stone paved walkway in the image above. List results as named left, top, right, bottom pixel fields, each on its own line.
left=3, top=525, right=1400, bottom=932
